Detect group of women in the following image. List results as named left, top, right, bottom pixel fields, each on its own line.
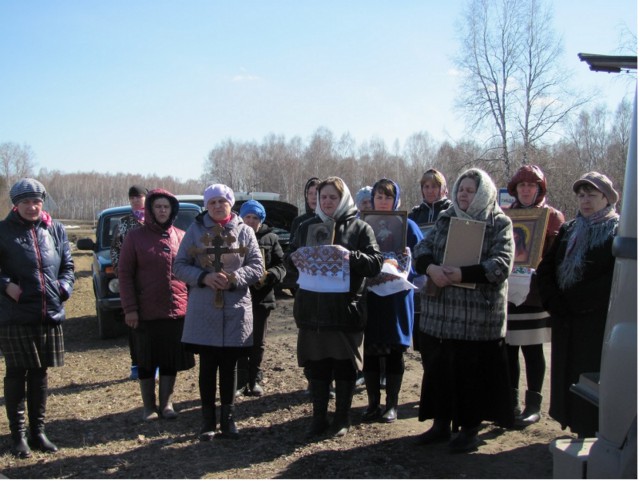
left=0, top=163, right=620, bottom=456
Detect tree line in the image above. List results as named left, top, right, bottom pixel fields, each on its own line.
left=0, top=98, right=631, bottom=222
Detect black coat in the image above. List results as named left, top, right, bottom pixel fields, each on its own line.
left=285, top=207, right=383, bottom=332
left=249, top=224, right=286, bottom=310
left=0, top=210, right=75, bottom=326
left=536, top=218, right=617, bottom=435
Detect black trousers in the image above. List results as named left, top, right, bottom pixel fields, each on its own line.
left=198, top=347, right=242, bottom=406
left=237, top=304, right=270, bottom=383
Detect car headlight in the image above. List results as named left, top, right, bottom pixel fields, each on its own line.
left=108, top=278, right=120, bottom=294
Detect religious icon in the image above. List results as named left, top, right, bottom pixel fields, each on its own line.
left=505, top=208, right=550, bottom=268
left=360, top=211, right=407, bottom=253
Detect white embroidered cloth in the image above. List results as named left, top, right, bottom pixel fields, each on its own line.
left=291, top=245, right=351, bottom=293
left=367, top=248, right=417, bottom=297
left=508, top=265, right=534, bottom=306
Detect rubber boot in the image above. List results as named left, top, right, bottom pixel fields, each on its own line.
left=306, top=378, right=330, bottom=438
left=331, top=380, right=354, bottom=437
left=381, top=374, right=402, bottom=423
left=416, top=418, right=451, bottom=445
left=199, top=404, right=216, bottom=442
left=449, top=425, right=481, bottom=453
left=159, top=375, right=177, bottom=419
left=515, top=390, right=542, bottom=427
left=26, top=371, right=58, bottom=453
left=219, top=404, right=239, bottom=438
left=139, top=377, right=159, bottom=421
left=361, top=371, right=382, bottom=422
left=512, top=388, right=521, bottom=417
left=4, top=376, right=31, bottom=458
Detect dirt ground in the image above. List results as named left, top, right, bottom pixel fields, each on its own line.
left=0, top=250, right=572, bottom=479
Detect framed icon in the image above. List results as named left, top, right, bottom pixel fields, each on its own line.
left=361, top=211, right=407, bottom=253
left=505, top=208, right=550, bottom=268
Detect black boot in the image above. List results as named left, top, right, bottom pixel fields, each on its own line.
left=512, top=388, right=521, bottom=417
left=235, top=365, right=249, bottom=397
left=199, top=404, right=216, bottom=442
left=26, top=371, right=58, bottom=453
left=219, top=404, right=239, bottom=438
left=331, top=380, right=354, bottom=437
left=361, top=372, right=382, bottom=422
left=515, top=390, right=542, bottom=427
left=381, top=374, right=402, bottom=423
left=416, top=418, right=451, bottom=445
left=4, top=376, right=31, bottom=458
left=449, top=425, right=481, bottom=453
left=306, top=378, right=330, bottom=438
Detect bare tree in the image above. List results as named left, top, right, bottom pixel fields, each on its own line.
left=0, top=142, right=37, bottom=214
left=455, top=0, right=585, bottom=178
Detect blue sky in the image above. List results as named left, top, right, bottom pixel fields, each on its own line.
left=1, top=1, right=636, bottom=181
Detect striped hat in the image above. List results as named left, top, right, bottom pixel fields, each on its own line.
left=10, top=178, right=47, bottom=205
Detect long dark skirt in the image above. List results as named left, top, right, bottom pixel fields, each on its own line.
left=549, top=309, right=606, bottom=437
left=0, top=323, right=64, bottom=369
left=418, top=332, right=514, bottom=429
left=133, top=318, right=194, bottom=372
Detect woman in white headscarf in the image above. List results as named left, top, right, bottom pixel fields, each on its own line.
left=286, top=176, right=383, bottom=439
left=413, top=168, right=515, bottom=453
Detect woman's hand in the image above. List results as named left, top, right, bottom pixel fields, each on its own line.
left=427, top=265, right=454, bottom=288
left=442, top=266, right=462, bottom=284
left=6, top=282, right=22, bottom=302
left=203, top=272, right=231, bottom=290
left=125, top=311, right=139, bottom=329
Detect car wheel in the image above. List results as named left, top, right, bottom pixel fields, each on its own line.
left=96, top=304, right=126, bottom=339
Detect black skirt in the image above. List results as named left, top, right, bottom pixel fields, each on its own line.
left=0, top=323, right=64, bottom=369
left=418, top=333, right=514, bottom=429
left=133, top=318, right=195, bottom=372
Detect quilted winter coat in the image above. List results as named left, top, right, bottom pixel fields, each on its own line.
left=174, top=211, right=263, bottom=348
left=0, top=209, right=74, bottom=326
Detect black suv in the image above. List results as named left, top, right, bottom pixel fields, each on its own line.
left=76, top=202, right=202, bottom=338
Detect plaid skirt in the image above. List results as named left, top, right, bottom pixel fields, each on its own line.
left=0, top=323, right=64, bottom=369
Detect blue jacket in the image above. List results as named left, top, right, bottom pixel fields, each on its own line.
left=0, top=209, right=74, bottom=326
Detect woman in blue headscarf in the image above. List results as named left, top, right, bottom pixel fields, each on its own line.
left=361, top=178, right=423, bottom=424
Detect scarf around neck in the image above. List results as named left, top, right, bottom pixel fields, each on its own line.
left=556, top=204, right=618, bottom=289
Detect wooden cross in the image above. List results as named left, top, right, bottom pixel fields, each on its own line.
left=188, top=224, right=247, bottom=308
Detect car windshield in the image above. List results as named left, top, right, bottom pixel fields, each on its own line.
left=98, top=207, right=199, bottom=249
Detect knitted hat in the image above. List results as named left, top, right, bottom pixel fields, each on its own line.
left=354, top=186, right=373, bottom=209
left=10, top=178, right=46, bottom=205
left=573, top=171, right=619, bottom=205
left=128, top=185, right=148, bottom=197
left=239, top=199, right=266, bottom=222
left=203, top=184, right=235, bottom=207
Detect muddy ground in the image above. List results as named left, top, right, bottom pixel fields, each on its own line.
left=0, top=250, right=572, bottom=479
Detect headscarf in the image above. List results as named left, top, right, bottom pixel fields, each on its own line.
left=303, top=177, right=320, bottom=214
left=507, top=165, right=547, bottom=208
left=451, top=168, right=498, bottom=221
left=420, top=168, right=448, bottom=203
left=354, top=186, right=373, bottom=210
left=372, top=178, right=401, bottom=211
left=315, top=177, right=356, bottom=222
